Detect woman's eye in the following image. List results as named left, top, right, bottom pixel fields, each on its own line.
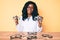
left=28, top=6, right=33, bottom=9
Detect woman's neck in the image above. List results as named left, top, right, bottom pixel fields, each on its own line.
left=28, top=15, right=32, bottom=18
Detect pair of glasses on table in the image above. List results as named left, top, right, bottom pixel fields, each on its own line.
left=10, top=34, right=22, bottom=39
left=42, top=34, right=53, bottom=38
left=41, top=34, right=53, bottom=40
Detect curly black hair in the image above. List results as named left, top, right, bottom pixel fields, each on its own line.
left=22, top=1, right=39, bottom=21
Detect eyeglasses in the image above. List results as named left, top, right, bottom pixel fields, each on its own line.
left=42, top=34, right=53, bottom=40
left=10, top=34, right=22, bottom=40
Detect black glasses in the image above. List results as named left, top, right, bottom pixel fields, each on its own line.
left=27, top=32, right=37, bottom=40
left=10, top=34, right=22, bottom=40
left=42, top=34, right=53, bottom=40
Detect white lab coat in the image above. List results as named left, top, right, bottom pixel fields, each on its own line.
left=16, top=16, right=42, bottom=32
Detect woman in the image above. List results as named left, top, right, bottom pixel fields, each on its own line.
left=13, top=1, right=43, bottom=32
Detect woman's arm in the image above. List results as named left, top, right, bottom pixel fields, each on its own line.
left=13, top=16, right=23, bottom=32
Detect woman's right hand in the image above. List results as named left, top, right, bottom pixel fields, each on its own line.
left=13, top=15, right=18, bottom=25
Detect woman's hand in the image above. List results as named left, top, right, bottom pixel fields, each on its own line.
left=13, top=15, right=18, bottom=25
left=38, top=16, right=43, bottom=27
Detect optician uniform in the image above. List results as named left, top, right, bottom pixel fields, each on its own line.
left=16, top=16, right=42, bottom=32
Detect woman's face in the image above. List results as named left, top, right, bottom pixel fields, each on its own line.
left=27, top=4, right=34, bottom=15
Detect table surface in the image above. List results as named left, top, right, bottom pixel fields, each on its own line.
left=0, top=32, right=60, bottom=40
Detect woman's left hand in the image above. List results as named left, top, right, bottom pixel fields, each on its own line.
left=38, top=16, right=43, bottom=27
